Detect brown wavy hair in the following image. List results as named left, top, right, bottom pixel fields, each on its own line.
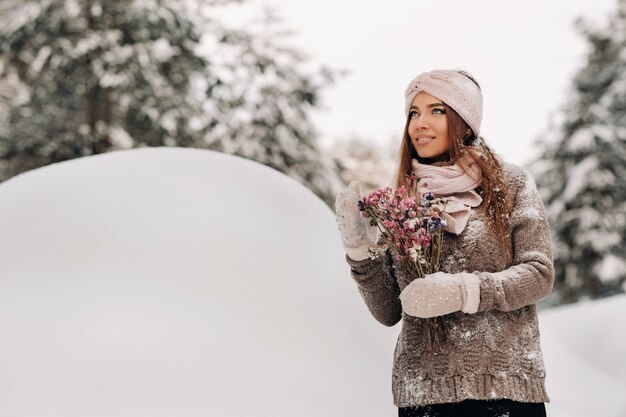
left=394, top=71, right=512, bottom=263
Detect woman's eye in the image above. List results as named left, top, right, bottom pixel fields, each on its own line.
left=433, top=108, right=445, bottom=115
left=409, top=110, right=419, bottom=118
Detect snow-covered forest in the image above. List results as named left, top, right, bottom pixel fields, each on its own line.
left=1, top=0, right=626, bottom=415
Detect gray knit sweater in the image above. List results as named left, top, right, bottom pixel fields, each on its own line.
left=345, top=162, right=554, bottom=407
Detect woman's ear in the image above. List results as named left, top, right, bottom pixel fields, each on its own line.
left=462, top=130, right=475, bottom=146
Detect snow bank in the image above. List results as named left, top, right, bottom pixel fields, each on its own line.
left=0, top=148, right=398, bottom=417
left=541, top=294, right=626, bottom=417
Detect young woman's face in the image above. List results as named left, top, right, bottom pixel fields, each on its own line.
left=407, top=92, right=450, bottom=160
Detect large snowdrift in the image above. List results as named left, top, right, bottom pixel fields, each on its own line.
left=0, top=148, right=398, bottom=417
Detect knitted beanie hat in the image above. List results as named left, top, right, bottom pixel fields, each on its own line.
left=404, top=69, right=483, bottom=138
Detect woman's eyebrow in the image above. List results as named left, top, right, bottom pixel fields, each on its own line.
left=410, top=102, right=445, bottom=110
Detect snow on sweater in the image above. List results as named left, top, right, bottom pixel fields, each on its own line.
left=345, top=162, right=554, bottom=407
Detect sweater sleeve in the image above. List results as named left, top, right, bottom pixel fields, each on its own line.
left=345, top=250, right=402, bottom=327
left=476, top=167, right=555, bottom=312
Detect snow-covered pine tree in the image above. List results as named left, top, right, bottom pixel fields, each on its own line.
left=532, top=0, right=626, bottom=304
left=201, top=9, right=345, bottom=207
left=0, top=0, right=343, bottom=207
left=0, top=0, right=214, bottom=168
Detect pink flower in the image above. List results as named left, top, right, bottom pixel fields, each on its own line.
left=359, top=185, right=446, bottom=278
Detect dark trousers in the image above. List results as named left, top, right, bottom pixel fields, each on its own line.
left=398, top=399, right=547, bottom=417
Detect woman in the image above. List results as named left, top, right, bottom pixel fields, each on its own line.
left=335, top=69, right=553, bottom=417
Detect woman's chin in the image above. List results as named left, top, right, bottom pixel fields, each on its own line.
left=416, top=151, right=450, bottom=162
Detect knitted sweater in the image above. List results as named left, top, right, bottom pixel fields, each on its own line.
left=345, top=162, right=554, bottom=407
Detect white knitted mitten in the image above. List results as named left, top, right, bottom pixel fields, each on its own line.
left=399, top=272, right=481, bottom=318
left=335, top=182, right=377, bottom=261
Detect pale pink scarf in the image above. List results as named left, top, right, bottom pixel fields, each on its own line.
left=411, top=158, right=483, bottom=234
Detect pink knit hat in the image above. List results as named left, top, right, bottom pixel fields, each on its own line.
left=404, top=69, right=483, bottom=138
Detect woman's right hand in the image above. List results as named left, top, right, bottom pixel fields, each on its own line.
left=335, top=182, right=377, bottom=261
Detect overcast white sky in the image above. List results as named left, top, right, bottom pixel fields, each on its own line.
left=216, top=0, right=618, bottom=166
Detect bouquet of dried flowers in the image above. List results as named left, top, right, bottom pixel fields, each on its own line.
left=358, top=185, right=449, bottom=351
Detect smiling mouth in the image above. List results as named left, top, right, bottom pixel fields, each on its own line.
left=414, top=137, right=435, bottom=145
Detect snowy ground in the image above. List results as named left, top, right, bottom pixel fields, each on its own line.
left=0, top=148, right=398, bottom=417
left=0, top=148, right=624, bottom=416
left=540, top=294, right=626, bottom=417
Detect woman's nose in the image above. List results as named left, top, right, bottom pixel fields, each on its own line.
left=415, top=114, right=430, bottom=129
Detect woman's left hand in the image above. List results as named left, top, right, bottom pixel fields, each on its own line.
left=399, top=272, right=481, bottom=318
